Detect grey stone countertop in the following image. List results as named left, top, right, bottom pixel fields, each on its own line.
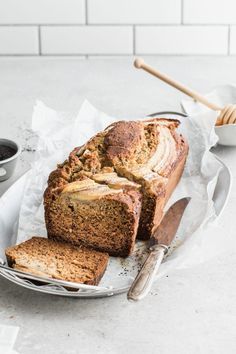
left=0, top=57, right=235, bottom=354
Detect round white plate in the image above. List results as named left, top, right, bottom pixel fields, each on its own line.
left=0, top=112, right=232, bottom=298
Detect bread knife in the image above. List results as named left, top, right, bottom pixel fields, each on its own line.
left=128, top=197, right=190, bottom=301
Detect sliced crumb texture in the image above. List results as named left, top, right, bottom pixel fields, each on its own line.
left=46, top=180, right=142, bottom=257
left=5, top=237, right=109, bottom=285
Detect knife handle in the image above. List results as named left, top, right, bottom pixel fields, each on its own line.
left=127, top=244, right=168, bottom=301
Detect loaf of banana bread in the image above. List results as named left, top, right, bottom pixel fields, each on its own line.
left=44, top=118, right=188, bottom=256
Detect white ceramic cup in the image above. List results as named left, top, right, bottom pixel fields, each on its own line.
left=0, top=139, right=21, bottom=182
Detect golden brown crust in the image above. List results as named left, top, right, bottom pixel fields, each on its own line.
left=104, top=121, right=144, bottom=163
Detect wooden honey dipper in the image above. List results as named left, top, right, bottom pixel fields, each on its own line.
left=134, top=58, right=236, bottom=126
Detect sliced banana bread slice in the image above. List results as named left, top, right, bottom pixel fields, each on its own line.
left=44, top=178, right=142, bottom=257
left=5, top=237, right=109, bottom=286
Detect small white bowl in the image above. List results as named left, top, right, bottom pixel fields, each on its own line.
left=215, top=124, right=236, bottom=146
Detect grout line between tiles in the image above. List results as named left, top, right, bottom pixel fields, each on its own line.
left=0, top=54, right=234, bottom=58
left=0, top=23, right=232, bottom=27
left=85, top=0, right=88, bottom=25
left=133, top=25, right=135, bottom=55
left=181, top=0, right=184, bottom=24
left=228, top=25, right=231, bottom=55
left=38, top=26, right=41, bottom=55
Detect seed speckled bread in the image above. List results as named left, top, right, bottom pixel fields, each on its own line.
left=44, top=118, right=188, bottom=255
left=5, top=237, right=109, bottom=285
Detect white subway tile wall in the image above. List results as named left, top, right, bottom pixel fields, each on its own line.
left=41, top=26, right=133, bottom=54
left=229, top=27, right=236, bottom=54
left=184, top=0, right=236, bottom=24
left=87, top=0, right=181, bottom=24
left=0, top=0, right=235, bottom=55
left=0, top=27, right=38, bottom=54
left=0, top=0, right=85, bottom=24
left=136, top=26, right=229, bottom=55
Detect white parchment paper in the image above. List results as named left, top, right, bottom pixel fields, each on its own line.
left=15, top=99, right=230, bottom=286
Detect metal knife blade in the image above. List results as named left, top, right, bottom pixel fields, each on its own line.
left=149, top=197, right=190, bottom=249
left=127, top=197, right=190, bottom=301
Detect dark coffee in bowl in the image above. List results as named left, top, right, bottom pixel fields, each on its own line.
left=0, top=145, right=17, bottom=161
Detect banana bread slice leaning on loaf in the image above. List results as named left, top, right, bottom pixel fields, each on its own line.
left=5, top=237, right=109, bottom=285
left=44, top=177, right=142, bottom=257
left=44, top=117, right=188, bottom=255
